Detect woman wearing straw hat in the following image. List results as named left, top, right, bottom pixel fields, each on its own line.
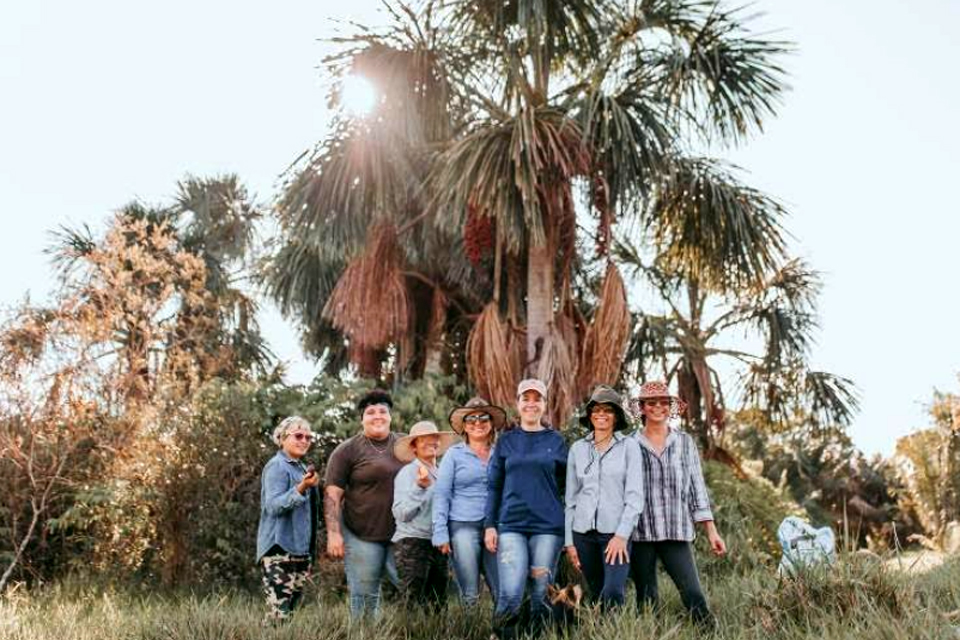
left=324, top=389, right=404, bottom=619
left=564, top=386, right=643, bottom=610
left=392, top=420, right=459, bottom=609
left=629, top=381, right=726, bottom=629
left=485, top=379, right=568, bottom=639
left=256, top=416, right=320, bottom=624
left=432, top=397, right=505, bottom=606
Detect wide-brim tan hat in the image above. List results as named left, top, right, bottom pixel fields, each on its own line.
left=394, top=420, right=460, bottom=463
left=449, top=397, right=508, bottom=435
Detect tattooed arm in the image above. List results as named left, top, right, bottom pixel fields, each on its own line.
left=324, top=485, right=345, bottom=558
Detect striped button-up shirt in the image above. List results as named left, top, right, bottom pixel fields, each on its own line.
left=632, top=428, right=714, bottom=542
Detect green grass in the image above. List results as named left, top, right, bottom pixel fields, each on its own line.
left=3, top=555, right=960, bottom=640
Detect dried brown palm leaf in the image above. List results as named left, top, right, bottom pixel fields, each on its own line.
left=323, top=224, right=409, bottom=350
left=578, top=264, right=631, bottom=397
left=466, top=303, right=520, bottom=409
left=536, top=319, right=579, bottom=428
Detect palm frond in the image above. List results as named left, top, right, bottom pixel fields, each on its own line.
left=802, top=371, right=859, bottom=428
left=647, top=155, right=788, bottom=290
left=641, top=1, right=791, bottom=143
left=322, top=224, right=410, bottom=350
left=277, top=120, right=420, bottom=258
left=47, top=223, right=97, bottom=278
left=576, top=88, right=675, bottom=216
left=430, top=108, right=589, bottom=252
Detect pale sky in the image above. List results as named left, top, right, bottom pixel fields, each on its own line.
left=2, top=1, right=958, bottom=456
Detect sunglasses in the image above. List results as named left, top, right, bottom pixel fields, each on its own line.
left=287, top=432, right=313, bottom=442
left=464, top=414, right=492, bottom=424
left=643, top=399, right=672, bottom=407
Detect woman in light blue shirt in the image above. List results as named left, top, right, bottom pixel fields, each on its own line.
left=565, top=386, right=643, bottom=609
left=432, top=397, right=505, bottom=606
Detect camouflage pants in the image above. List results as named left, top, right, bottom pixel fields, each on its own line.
left=260, top=552, right=311, bottom=623
left=393, top=537, right=448, bottom=610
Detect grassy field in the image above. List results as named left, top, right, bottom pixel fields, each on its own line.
left=3, top=553, right=960, bottom=640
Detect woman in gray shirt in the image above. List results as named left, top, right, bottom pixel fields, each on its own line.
left=564, top=386, right=643, bottom=609
left=391, top=421, right=458, bottom=609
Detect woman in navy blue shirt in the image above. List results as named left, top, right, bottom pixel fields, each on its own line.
left=485, top=379, right=567, bottom=639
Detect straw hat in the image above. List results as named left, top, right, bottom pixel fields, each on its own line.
left=394, top=421, right=460, bottom=463
left=578, top=386, right=630, bottom=431
left=449, top=397, right=508, bottom=435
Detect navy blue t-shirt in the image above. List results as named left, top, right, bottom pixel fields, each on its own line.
left=484, top=426, right=567, bottom=535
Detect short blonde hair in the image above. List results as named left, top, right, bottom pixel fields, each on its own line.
left=272, top=416, right=312, bottom=447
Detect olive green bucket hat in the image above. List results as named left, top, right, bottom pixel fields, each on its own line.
left=578, top=385, right=631, bottom=431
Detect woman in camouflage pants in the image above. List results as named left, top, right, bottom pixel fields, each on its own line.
left=256, top=416, right=320, bottom=624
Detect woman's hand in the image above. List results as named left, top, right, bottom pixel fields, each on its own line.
left=416, top=465, right=432, bottom=489
left=702, top=520, right=727, bottom=557
left=604, top=535, right=630, bottom=565
left=436, top=543, right=451, bottom=555
left=297, top=468, right=321, bottom=495
left=484, top=528, right=498, bottom=553
left=565, top=545, right=581, bottom=571
left=327, top=532, right=344, bottom=558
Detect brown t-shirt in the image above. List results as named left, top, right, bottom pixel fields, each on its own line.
left=325, top=432, right=405, bottom=542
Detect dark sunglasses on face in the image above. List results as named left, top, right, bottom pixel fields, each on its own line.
left=643, top=399, right=672, bottom=407
left=464, top=414, right=492, bottom=424
left=288, top=432, right=313, bottom=442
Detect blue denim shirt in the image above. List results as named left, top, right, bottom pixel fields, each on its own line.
left=392, top=459, right=438, bottom=542
left=256, top=450, right=318, bottom=561
left=432, top=442, right=492, bottom=546
left=564, top=432, right=644, bottom=546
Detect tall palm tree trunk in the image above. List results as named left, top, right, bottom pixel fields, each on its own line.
left=526, top=241, right=554, bottom=376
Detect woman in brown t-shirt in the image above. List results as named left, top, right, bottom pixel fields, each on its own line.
left=324, top=389, right=405, bottom=619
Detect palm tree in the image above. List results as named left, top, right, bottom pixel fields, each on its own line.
left=266, top=0, right=793, bottom=424
left=48, top=175, right=270, bottom=401
left=619, top=223, right=858, bottom=451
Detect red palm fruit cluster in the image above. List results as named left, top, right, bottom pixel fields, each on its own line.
left=464, top=203, right=494, bottom=266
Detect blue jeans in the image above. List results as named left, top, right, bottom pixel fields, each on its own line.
left=494, top=532, right=563, bottom=635
left=342, top=525, right=399, bottom=619
left=449, top=520, right=498, bottom=606
left=572, top=530, right=632, bottom=609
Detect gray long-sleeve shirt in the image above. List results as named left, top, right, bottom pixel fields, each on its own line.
left=564, top=432, right=644, bottom=547
left=392, top=459, right=438, bottom=542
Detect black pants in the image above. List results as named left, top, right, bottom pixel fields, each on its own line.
left=572, top=530, right=632, bottom=609
left=394, top=537, right=449, bottom=609
left=630, top=541, right=714, bottom=626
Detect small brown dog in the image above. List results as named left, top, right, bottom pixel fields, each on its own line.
left=546, top=583, right=583, bottom=627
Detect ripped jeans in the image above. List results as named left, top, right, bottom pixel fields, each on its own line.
left=494, top=532, right=563, bottom=637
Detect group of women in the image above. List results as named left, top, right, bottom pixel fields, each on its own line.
left=256, top=378, right=726, bottom=636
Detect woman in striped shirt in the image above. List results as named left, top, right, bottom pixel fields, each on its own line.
left=630, top=381, right=726, bottom=629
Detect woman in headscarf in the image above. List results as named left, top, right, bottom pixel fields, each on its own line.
left=256, top=416, right=320, bottom=624
left=564, top=385, right=643, bottom=610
